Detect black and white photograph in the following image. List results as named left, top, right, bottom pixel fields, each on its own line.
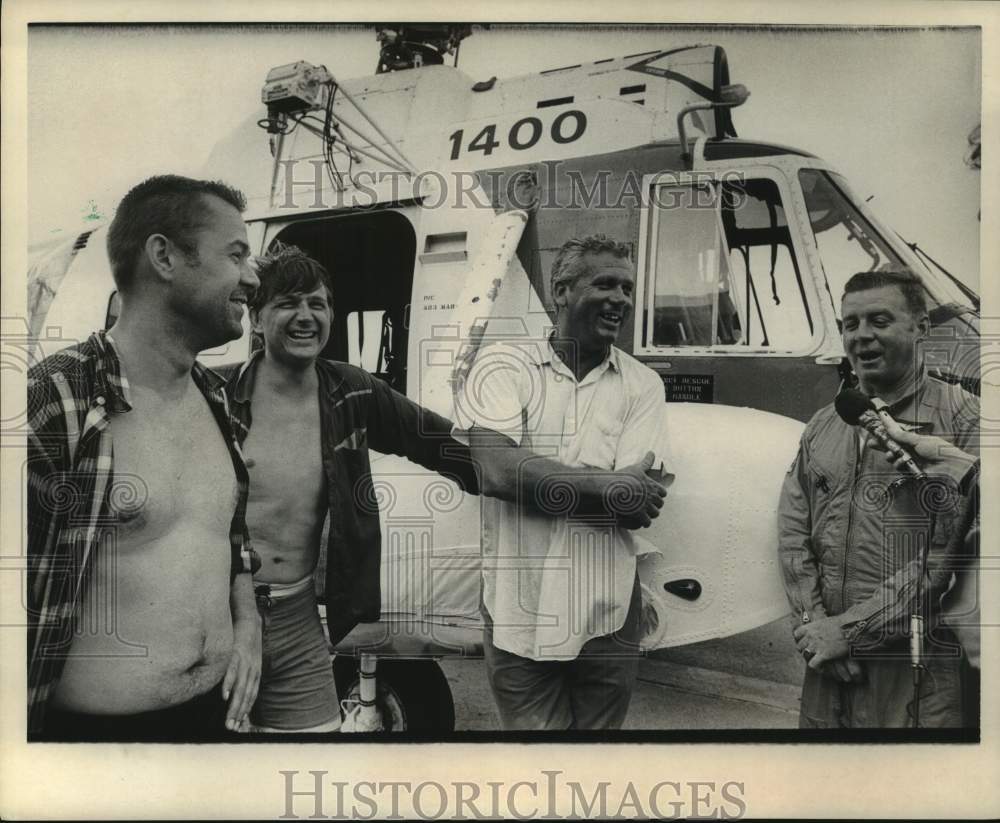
left=1, top=1, right=997, bottom=819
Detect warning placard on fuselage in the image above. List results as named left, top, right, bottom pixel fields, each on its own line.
left=663, top=374, right=714, bottom=404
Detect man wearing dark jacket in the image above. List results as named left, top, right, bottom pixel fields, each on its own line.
left=223, top=243, right=477, bottom=732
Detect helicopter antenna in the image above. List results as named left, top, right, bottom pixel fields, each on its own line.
left=895, top=233, right=980, bottom=311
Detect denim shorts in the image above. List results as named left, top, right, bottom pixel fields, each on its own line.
left=252, top=579, right=340, bottom=731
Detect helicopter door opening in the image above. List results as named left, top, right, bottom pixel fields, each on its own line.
left=268, top=210, right=416, bottom=393
left=720, top=178, right=814, bottom=349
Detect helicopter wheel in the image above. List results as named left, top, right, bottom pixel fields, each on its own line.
left=333, top=655, right=456, bottom=732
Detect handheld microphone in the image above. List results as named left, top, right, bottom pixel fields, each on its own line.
left=834, top=387, right=926, bottom=479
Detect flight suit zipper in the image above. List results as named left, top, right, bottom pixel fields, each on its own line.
left=842, top=429, right=864, bottom=613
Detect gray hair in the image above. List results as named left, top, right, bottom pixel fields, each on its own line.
left=550, top=234, right=631, bottom=297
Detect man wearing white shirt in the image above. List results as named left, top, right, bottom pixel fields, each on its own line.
left=459, top=234, right=669, bottom=730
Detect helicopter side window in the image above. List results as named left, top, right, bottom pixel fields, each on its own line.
left=648, top=184, right=733, bottom=347
left=645, top=178, right=813, bottom=352
left=796, top=169, right=961, bottom=317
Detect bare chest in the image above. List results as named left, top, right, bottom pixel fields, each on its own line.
left=108, top=387, right=238, bottom=539
left=243, top=393, right=325, bottom=504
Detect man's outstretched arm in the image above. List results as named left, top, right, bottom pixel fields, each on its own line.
left=361, top=369, right=482, bottom=495
left=469, top=426, right=665, bottom=530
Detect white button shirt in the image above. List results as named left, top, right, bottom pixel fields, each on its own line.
left=456, top=340, right=669, bottom=660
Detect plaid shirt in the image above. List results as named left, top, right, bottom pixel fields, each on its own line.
left=25, top=331, right=253, bottom=736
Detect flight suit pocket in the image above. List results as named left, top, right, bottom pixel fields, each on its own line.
left=808, top=465, right=836, bottom=555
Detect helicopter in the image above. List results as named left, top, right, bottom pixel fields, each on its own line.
left=27, top=24, right=980, bottom=732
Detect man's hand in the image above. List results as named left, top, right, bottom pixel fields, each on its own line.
left=792, top=615, right=850, bottom=670
left=819, top=658, right=865, bottom=683
left=881, top=418, right=976, bottom=483
left=223, top=613, right=262, bottom=732
left=612, top=451, right=668, bottom=530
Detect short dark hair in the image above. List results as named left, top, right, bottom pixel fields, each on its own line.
left=106, top=175, right=246, bottom=291
left=249, top=242, right=334, bottom=313
left=842, top=270, right=928, bottom=318
left=550, top=234, right=631, bottom=296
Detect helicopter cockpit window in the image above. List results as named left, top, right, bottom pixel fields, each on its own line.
left=798, top=169, right=909, bottom=318
left=646, top=178, right=813, bottom=351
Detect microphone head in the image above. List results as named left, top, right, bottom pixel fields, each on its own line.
left=835, top=387, right=875, bottom=425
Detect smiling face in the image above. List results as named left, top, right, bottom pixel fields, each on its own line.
left=553, top=251, right=635, bottom=354
left=251, top=284, right=333, bottom=368
left=170, top=194, right=257, bottom=349
left=841, top=284, right=928, bottom=398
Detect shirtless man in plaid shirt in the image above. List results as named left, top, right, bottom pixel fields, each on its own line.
left=26, top=175, right=262, bottom=741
